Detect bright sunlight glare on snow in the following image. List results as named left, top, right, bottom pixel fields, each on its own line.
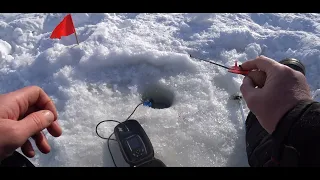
left=0, top=13, right=320, bottom=167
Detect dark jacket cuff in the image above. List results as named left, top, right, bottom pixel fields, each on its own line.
left=271, top=100, right=316, bottom=163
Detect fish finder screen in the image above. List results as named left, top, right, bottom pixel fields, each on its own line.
left=127, top=136, right=141, bottom=149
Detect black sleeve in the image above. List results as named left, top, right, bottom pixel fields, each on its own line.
left=0, top=151, right=35, bottom=167
left=271, top=100, right=320, bottom=166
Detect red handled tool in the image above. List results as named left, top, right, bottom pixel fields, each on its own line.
left=228, top=61, right=249, bottom=75
left=189, top=54, right=249, bottom=75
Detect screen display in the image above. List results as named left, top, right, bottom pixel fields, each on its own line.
left=127, top=136, right=141, bottom=150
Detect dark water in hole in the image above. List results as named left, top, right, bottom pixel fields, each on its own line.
left=141, top=83, right=175, bottom=109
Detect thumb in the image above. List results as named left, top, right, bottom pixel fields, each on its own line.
left=19, top=110, right=55, bottom=137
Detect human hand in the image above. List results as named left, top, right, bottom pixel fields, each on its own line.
left=0, top=86, right=62, bottom=161
left=240, top=56, right=312, bottom=134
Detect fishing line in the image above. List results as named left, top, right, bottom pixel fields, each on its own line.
left=232, top=95, right=246, bottom=124
left=238, top=97, right=247, bottom=125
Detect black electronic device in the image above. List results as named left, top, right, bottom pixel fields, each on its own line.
left=114, top=119, right=165, bottom=167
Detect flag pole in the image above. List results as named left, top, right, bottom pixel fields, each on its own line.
left=74, top=30, right=79, bottom=45
left=70, top=14, right=79, bottom=45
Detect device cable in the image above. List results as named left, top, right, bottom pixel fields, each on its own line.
left=95, top=101, right=149, bottom=167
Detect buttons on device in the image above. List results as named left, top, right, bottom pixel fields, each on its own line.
left=132, top=149, right=146, bottom=158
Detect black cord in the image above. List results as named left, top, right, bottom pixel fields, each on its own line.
left=95, top=120, right=129, bottom=140
left=95, top=102, right=145, bottom=167
left=95, top=102, right=144, bottom=138
left=125, top=102, right=143, bottom=121
left=107, top=132, right=117, bottom=167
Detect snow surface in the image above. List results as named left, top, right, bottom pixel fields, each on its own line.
left=0, top=13, right=320, bottom=167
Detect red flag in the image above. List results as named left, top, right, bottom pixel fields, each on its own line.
left=50, top=14, right=76, bottom=39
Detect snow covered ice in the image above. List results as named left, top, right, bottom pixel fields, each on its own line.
left=0, top=13, right=320, bottom=167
